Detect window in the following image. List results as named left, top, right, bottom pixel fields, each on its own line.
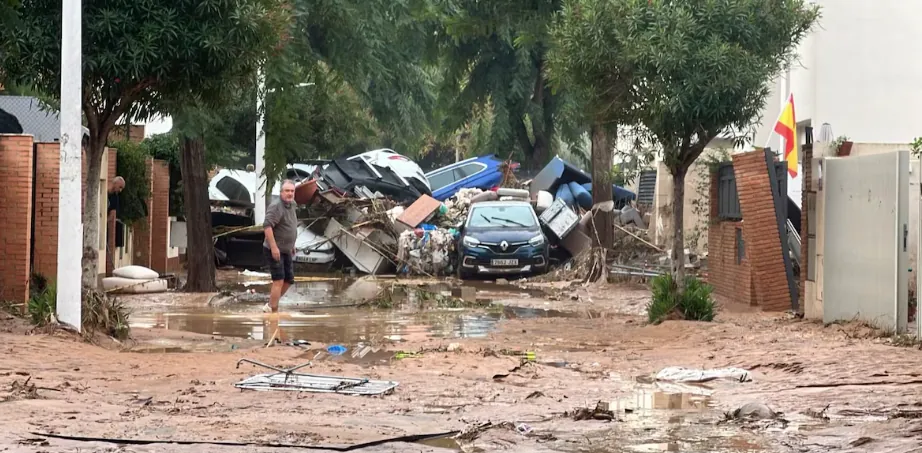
left=736, top=227, right=745, bottom=264
left=717, top=163, right=742, bottom=220
left=215, top=176, right=252, bottom=204
left=467, top=205, right=538, bottom=228
left=427, top=170, right=456, bottom=191
left=454, top=162, right=486, bottom=179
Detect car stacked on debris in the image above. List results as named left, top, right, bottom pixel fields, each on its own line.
left=208, top=149, right=643, bottom=280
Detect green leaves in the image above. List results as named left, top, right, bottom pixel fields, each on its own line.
left=551, top=0, right=819, bottom=172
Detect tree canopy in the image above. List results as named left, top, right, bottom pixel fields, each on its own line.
left=0, top=0, right=289, bottom=288
left=550, top=0, right=819, bottom=286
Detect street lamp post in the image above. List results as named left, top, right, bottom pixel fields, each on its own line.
left=57, top=0, right=82, bottom=330
left=253, top=78, right=314, bottom=223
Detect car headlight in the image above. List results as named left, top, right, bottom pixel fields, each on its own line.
left=528, top=234, right=545, bottom=246
left=462, top=236, right=481, bottom=247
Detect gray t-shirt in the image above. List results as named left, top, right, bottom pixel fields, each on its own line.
left=263, top=200, right=298, bottom=253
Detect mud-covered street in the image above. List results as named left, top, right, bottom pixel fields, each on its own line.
left=2, top=274, right=921, bottom=453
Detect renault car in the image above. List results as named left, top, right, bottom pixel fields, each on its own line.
left=458, top=201, right=549, bottom=279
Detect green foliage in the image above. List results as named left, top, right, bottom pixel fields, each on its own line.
left=143, top=133, right=184, bottom=217
left=551, top=0, right=820, bottom=174
left=82, top=290, right=130, bottom=341
left=1, top=0, right=289, bottom=136
left=27, top=275, right=56, bottom=327
left=647, top=274, right=716, bottom=325
left=911, top=137, right=922, bottom=159
left=425, top=0, right=581, bottom=167
left=111, top=140, right=151, bottom=225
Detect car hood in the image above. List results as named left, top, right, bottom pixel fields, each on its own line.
left=463, top=227, right=541, bottom=244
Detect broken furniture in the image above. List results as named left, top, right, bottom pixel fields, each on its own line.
left=234, top=358, right=399, bottom=395
left=324, top=218, right=394, bottom=274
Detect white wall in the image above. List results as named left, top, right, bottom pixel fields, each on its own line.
left=755, top=0, right=922, bottom=147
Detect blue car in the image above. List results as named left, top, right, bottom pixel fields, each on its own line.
left=426, top=155, right=519, bottom=201
left=458, top=201, right=549, bottom=279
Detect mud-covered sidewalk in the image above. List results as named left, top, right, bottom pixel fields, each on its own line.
left=1, top=281, right=921, bottom=453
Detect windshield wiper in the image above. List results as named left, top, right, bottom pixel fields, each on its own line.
left=479, top=213, right=493, bottom=224
left=490, top=217, right=527, bottom=227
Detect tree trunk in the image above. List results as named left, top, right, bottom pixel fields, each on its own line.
left=670, top=166, right=688, bottom=293
left=529, top=61, right=551, bottom=168
left=179, top=135, right=217, bottom=292
left=81, top=140, right=106, bottom=289
left=589, top=122, right=614, bottom=249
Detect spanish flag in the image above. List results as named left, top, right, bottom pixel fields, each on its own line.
left=774, top=94, right=798, bottom=178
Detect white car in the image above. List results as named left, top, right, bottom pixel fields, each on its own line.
left=345, top=148, right=431, bottom=195
left=208, top=163, right=318, bottom=205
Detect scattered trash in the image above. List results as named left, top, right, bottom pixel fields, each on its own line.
left=326, top=345, right=348, bottom=356
left=655, top=366, right=752, bottom=383
left=728, top=402, right=778, bottom=421
left=568, top=401, right=616, bottom=421
left=397, top=227, right=456, bottom=275
left=234, top=359, right=398, bottom=395
left=394, top=351, right=423, bottom=360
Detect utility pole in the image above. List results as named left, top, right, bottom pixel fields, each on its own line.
left=254, top=66, right=267, bottom=225
left=57, top=0, right=82, bottom=330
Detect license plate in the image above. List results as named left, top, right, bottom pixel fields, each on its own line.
left=491, top=259, right=518, bottom=266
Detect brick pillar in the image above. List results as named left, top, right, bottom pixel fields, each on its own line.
left=732, top=150, right=790, bottom=311
left=132, top=157, right=155, bottom=268
left=105, top=148, right=117, bottom=274
left=33, top=143, right=62, bottom=282
left=149, top=159, right=170, bottom=273
left=0, top=135, right=34, bottom=303
left=799, top=144, right=813, bottom=308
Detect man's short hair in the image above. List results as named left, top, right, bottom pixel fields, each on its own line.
left=280, top=179, right=296, bottom=190
left=112, top=176, right=125, bottom=185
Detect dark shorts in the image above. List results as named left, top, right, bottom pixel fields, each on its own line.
left=263, top=247, right=295, bottom=284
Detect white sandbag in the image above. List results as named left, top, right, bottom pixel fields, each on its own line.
left=654, top=366, right=752, bottom=383
left=535, top=190, right=553, bottom=212
left=112, top=265, right=159, bottom=280
left=102, top=276, right=168, bottom=294
left=496, top=187, right=530, bottom=198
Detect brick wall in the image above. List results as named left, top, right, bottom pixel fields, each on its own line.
left=732, top=150, right=791, bottom=311
left=105, top=148, right=117, bottom=275
left=32, top=143, right=62, bottom=281
left=132, top=157, right=155, bottom=268
left=707, top=171, right=754, bottom=305
left=0, top=135, right=34, bottom=304
left=108, top=125, right=146, bottom=144
left=149, top=159, right=170, bottom=273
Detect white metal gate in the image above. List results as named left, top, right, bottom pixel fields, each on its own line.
left=822, top=151, right=910, bottom=333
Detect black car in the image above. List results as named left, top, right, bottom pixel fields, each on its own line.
left=457, top=201, right=549, bottom=279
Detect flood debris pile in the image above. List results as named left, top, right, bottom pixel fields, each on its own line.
left=208, top=150, right=672, bottom=280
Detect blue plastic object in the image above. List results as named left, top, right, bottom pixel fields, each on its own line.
left=555, top=183, right=575, bottom=207
left=326, top=344, right=348, bottom=356
left=419, top=223, right=438, bottom=231
left=568, top=181, right=592, bottom=210
left=581, top=182, right=637, bottom=205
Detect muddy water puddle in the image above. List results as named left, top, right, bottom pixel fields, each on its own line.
left=127, top=278, right=590, bottom=346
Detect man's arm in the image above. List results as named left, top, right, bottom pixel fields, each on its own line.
left=264, top=205, right=281, bottom=260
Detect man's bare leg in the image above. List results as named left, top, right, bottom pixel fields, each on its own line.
left=269, top=280, right=284, bottom=313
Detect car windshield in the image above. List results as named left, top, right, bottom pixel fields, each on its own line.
left=468, top=205, right=537, bottom=228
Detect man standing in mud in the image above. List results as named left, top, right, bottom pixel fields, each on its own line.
left=263, top=180, right=298, bottom=313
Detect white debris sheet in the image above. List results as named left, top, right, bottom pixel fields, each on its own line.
left=654, top=367, right=752, bottom=383
left=397, top=228, right=456, bottom=275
